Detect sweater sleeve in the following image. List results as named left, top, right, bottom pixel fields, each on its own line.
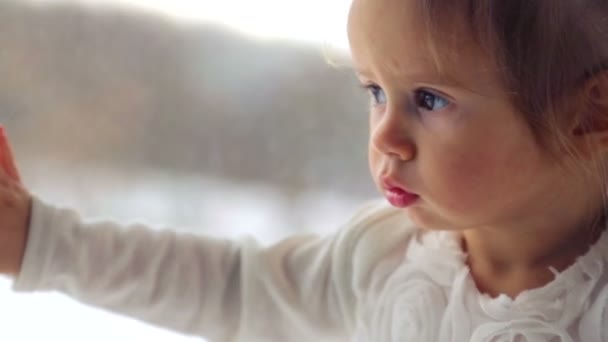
left=12, top=195, right=413, bottom=341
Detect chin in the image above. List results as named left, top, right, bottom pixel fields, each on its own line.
left=407, top=207, right=460, bottom=231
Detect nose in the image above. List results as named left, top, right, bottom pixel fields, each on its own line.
left=370, top=106, right=416, bottom=161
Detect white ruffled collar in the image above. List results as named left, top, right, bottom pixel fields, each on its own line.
left=354, top=222, right=608, bottom=341
left=406, top=226, right=608, bottom=340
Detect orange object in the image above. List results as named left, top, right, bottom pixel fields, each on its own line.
left=0, top=126, right=22, bottom=182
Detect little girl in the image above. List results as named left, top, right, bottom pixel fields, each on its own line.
left=2, top=0, right=608, bottom=340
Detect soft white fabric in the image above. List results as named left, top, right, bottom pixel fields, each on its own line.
left=12, top=195, right=608, bottom=341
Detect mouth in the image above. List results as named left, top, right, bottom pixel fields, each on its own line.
left=385, top=188, right=419, bottom=208
left=381, top=177, right=420, bottom=208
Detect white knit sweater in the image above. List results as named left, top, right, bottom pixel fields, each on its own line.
left=12, top=195, right=608, bottom=341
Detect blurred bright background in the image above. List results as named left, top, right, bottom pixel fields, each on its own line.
left=0, top=0, right=376, bottom=340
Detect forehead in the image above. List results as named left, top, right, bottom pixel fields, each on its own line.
left=348, top=0, right=423, bottom=59
left=347, top=0, right=501, bottom=94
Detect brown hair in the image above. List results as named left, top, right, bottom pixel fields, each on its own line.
left=418, top=1, right=605, bottom=143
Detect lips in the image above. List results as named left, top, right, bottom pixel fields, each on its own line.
left=381, top=176, right=419, bottom=208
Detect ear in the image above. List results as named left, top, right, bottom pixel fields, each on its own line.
left=570, top=72, right=608, bottom=159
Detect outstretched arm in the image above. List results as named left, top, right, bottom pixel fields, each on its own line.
left=12, top=197, right=399, bottom=341
left=0, top=126, right=411, bottom=341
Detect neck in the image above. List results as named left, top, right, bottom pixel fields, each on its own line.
left=460, top=208, right=605, bottom=298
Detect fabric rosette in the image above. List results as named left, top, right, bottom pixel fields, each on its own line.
left=578, top=284, right=608, bottom=341
left=469, top=318, right=574, bottom=342
left=356, top=264, right=447, bottom=341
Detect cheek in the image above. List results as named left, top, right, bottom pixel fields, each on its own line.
left=368, top=144, right=382, bottom=181
left=423, top=144, right=511, bottom=213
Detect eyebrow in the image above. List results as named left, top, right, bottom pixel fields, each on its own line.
left=355, top=67, right=465, bottom=89
left=355, top=68, right=373, bottom=78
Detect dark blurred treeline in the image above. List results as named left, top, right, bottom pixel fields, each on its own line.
left=0, top=1, right=375, bottom=198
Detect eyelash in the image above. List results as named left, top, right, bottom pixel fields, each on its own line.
left=360, top=84, right=450, bottom=112
left=361, top=84, right=386, bottom=106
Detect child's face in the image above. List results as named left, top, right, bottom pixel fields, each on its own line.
left=348, top=0, right=577, bottom=231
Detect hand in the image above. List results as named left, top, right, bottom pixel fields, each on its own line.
left=0, top=127, right=31, bottom=276
left=0, top=126, right=21, bottom=182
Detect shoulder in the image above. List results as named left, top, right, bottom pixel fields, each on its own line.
left=338, top=198, right=418, bottom=253
left=332, top=199, right=419, bottom=291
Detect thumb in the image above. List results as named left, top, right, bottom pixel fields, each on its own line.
left=0, top=126, right=22, bottom=183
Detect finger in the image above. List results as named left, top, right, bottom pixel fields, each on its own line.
left=0, top=166, right=13, bottom=188
left=0, top=126, right=21, bottom=182
left=0, top=126, right=22, bottom=183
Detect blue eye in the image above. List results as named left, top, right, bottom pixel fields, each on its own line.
left=363, top=84, right=387, bottom=105
left=415, top=90, right=449, bottom=111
